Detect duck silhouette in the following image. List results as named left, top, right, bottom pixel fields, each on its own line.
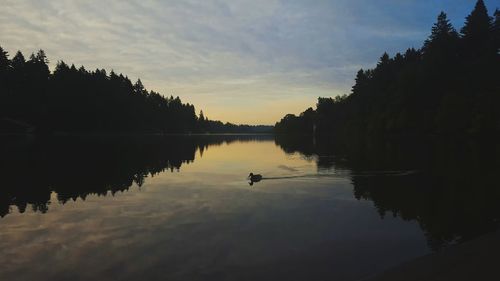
left=248, top=173, right=263, bottom=186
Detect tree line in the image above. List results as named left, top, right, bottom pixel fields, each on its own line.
left=275, top=0, right=500, bottom=136
left=0, top=48, right=272, bottom=134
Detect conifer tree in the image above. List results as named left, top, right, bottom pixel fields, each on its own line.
left=461, top=0, right=494, bottom=57
left=0, top=46, right=9, bottom=71
left=0, top=46, right=9, bottom=116
left=423, top=12, right=458, bottom=54
left=133, top=79, right=147, bottom=96
left=11, top=51, right=26, bottom=70
left=493, top=9, right=500, bottom=52
left=351, top=69, right=368, bottom=95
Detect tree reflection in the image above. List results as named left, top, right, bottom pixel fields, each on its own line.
left=0, top=135, right=271, bottom=217
left=275, top=135, right=500, bottom=250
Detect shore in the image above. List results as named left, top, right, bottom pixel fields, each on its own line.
left=366, top=230, right=500, bottom=281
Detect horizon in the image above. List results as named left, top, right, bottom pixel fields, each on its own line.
left=0, top=0, right=497, bottom=125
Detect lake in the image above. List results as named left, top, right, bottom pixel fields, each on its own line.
left=1, top=135, right=499, bottom=281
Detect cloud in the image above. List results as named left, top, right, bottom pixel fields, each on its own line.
left=0, top=0, right=496, bottom=124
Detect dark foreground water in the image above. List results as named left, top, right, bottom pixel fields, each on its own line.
left=0, top=135, right=499, bottom=281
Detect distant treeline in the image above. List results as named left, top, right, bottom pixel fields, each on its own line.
left=275, top=0, right=500, bottom=136
left=0, top=48, right=272, bottom=134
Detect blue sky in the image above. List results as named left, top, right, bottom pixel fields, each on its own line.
left=0, top=0, right=498, bottom=124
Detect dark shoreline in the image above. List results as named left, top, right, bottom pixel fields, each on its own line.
left=365, top=230, right=500, bottom=281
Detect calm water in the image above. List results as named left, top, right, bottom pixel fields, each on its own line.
left=1, top=135, right=499, bottom=281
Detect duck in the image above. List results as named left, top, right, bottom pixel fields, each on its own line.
left=248, top=173, right=263, bottom=183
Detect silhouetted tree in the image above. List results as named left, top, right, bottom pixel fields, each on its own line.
left=494, top=9, right=500, bottom=51
left=0, top=46, right=8, bottom=71
left=133, top=78, right=147, bottom=96
left=423, top=12, right=459, bottom=64
left=11, top=51, right=25, bottom=69
left=461, top=0, right=495, bottom=58
left=351, top=69, right=369, bottom=95
left=0, top=47, right=9, bottom=120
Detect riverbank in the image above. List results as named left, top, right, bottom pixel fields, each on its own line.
left=366, top=230, right=500, bottom=281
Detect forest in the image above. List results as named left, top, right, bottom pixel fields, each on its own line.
left=0, top=48, right=271, bottom=134
left=275, top=1, right=500, bottom=137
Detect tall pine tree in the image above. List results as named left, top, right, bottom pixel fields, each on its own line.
left=461, top=0, right=494, bottom=57
left=0, top=46, right=9, bottom=71
left=494, top=9, right=500, bottom=53
left=423, top=12, right=459, bottom=66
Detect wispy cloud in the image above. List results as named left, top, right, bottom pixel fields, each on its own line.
left=0, top=0, right=496, bottom=124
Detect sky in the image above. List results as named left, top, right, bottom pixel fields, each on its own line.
left=0, top=0, right=498, bottom=125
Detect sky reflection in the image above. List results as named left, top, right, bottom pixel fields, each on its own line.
left=0, top=138, right=428, bottom=281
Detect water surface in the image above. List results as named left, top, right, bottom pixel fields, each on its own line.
left=1, top=135, right=498, bottom=281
